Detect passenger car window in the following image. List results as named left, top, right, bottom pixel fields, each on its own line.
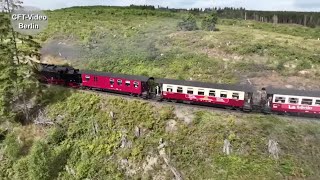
left=85, top=75, right=90, bottom=81
left=167, top=86, right=173, bottom=92
left=301, top=99, right=313, bottom=105
left=316, top=100, right=320, bottom=106
left=289, top=98, right=299, bottom=104
left=117, top=79, right=122, bottom=85
left=177, top=87, right=183, bottom=93
left=232, top=93, right=239, bottom=100
left=110, top=78, right=114, bottom=85
left=134, top=82, right=139, bottom=88
left=275, top=97, right=286, bottom=103
left=198, top=89, right=205, bottom=95
left=220, top=91, right=228, bottom=98
left=125, top=81, right=130, bottom=87
left=187, top=88, right=193, bottom=94
left=209, top=90, right=215, bottom=97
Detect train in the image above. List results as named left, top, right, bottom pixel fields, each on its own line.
left=37, top=63, right=320, bottom=118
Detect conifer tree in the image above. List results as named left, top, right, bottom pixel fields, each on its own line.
left=177, top=14, right=199, bottom=31
left=201, top=12, right=218, bottom=31
left=0, top=0, right=41, bottom=123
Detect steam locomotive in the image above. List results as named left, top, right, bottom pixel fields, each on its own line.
left=37, top=63, right=320, bottom=118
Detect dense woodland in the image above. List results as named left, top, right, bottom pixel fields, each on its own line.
left=129, top=5, right=320, bottom=27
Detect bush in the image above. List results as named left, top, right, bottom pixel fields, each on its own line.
left=4, top=133, right=22, bottom=161
left=12, top=157, right=29, bottom=180
left=28, top=141, right=54, bottom=180
left=201, top=13, right=218, bottom=31
left=178, top=14, right=198, bottom=31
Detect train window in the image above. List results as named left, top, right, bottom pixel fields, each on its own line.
left=220, top=91, right=228, bottom=98
left=289, top=98, right=299, bottom=104
left=85, top=75, right=90, bottom=81
left=301, top=99, right=313, bottom=105
left=117, top=80, right=122, bottom=86
left=275, top=97, right=286, bottom=103
left=177, top=87, right=183, bottom=93
left=167, top=86, right=173, bottom=92
left=232, top=93, right=239, bottom=100
left=187, top=88, right=193, bottom=94
left=209, top=90, right=215, bottom=97
left=198, top=89, right=205, bottom=96
left=134, top=82, right=139, bottom=88
left=110, top=78, right=114, bottom=85
left=125, top=81, right=130, bottom=87
left=316, top=100, right=320, bottom=106
left=94, top=76, right=98, bottom=82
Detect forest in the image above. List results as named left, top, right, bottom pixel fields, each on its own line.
left=130, top=5, right=320, bottom=27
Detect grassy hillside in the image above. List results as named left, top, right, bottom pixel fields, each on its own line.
left=38, top=6, right=320, bottom=88
left=1, top=89, right=320, bottom=179
left=1, top=6, right=320, bottom=180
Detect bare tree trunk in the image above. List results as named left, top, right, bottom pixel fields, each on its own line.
left=23, top=95, right=29, bottom=123
left=304, top=14, right=307, bottom=26
left=4, top=0, right=20, bottom=64
left=273, top=15, right=278, bottom=25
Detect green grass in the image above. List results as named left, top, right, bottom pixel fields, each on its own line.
left=1, top=91, right=320, bottom=179
left=1, top=6, right=320, bottom=179
left=36, top=6, right=320, bottom=82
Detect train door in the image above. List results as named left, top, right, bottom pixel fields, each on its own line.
left=243, top=92, right=253, bottom=112
left=147, top=78, right=162, bottom=100
left=93, top=76, right=98, bottom=87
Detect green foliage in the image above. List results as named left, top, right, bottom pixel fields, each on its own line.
left=0, top=91, right=320, bottom=179
left=28, top=141, right=54, bottom=180
left=296, top=60, right=312, bottom=71
left=201, top=12, right=218, bottom=31
left=220, top=19, right=320, bottom=39
left=47, top=126, right=67, bottom=145
left=1, top=6, right=320, bottom=180
left=32, top=6, right=320, bottom=82
left=178, top=14, right=199, bottom=31
left=11, top=157, right=29, bottom=180
left=0, top=8, right=41, bottom=124
left=3, top=133, right=22, bottom=161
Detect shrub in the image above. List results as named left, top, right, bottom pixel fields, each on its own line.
left=12, top=157, right=29, bottom=180
left=28, top=141, right=54, bottom=180
left=178, top=14, right=198, bottom=31
left=4, top=133, right=22, bottom=161
left=201, top=13, right=218, bottom=31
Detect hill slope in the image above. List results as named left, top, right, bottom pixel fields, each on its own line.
left=38, top=6, right=320, bottom=89
left=1, top=89, right=320, bottom=179
left=1, top=6, right=320, bottom=180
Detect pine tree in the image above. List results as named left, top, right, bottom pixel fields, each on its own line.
left=177, top=14, right=199, bottom=31
left=201, top=12, right=218, bottom=31
left=0, top=0, right=41, bottom=123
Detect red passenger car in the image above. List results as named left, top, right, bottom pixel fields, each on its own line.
left=80, top=70, right=151, bottom=96
left=156, top=78, right=253, bottom=109
left=267, top=87, right=320, bottom=116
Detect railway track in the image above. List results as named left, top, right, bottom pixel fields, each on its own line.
left=61, top=86, right=320, bottom=122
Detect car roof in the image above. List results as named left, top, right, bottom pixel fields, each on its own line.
left=156, top=78, right=253, bottom=92
left=266, top=86, right=320, bottom=98
left=80, top=70, right=150, bottom=82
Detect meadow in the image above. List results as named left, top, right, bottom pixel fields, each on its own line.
left=37, top=6, right=320, bottom=87
left=1, top=89, right=320, bottom=179
left=1, top=6, right=320, bottom=180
